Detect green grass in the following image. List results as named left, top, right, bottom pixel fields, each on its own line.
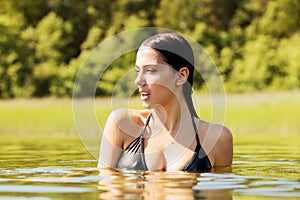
left=0, top=98, right=75, bottom=135
left=0, top=91, right=299, bottom=136
left=197, top=90, right=300, bottom=135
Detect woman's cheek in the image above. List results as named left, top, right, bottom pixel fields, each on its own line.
left=146, top=76, right=161, bottom=84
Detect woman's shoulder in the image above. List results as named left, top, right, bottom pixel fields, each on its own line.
left=197, top=119, right=233, bottom=166
left=107, top=108, right=150, bottom=137
left=197, top=119, right=232, bottom=141
left=109, top=108, right=150, bottom=125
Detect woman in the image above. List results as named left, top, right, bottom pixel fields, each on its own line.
left=98, top=32, right=233, bottom=172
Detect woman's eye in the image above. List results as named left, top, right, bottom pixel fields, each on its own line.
left=146, top=68, right=157, bottom=73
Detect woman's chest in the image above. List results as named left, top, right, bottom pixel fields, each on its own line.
left=143, top=136, right=197, bottom=171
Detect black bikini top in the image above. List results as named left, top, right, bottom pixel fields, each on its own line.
left=117, top=113, right=211, bottom=172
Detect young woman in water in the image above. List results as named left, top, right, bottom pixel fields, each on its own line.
left=98, top=32, right=233, bottom=172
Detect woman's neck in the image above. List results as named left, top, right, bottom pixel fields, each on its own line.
left=148, top=95, right=197, bottom=149
left=150, top=94, right=191, bottom=135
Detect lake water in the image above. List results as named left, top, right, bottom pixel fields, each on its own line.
left=0, top=134, right=299, bottom=200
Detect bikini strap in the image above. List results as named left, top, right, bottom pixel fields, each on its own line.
left=191, top=114, right=201, bottom=145
left=140, top=112, right=152, bottom=167
left=140, top=112, right=152, bottom=138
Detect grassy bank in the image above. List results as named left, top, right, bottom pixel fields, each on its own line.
left=198, top=90, right=300, bottom=135
left=0, top=91, right=299, bottom=136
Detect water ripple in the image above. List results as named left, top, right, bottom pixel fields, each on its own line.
left=0, top=185, right=94, bottom=193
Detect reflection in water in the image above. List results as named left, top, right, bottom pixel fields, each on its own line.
left=0, top=135, right=299, bottom=200
left=98, top=168, right=233, bottom=200
left=0, top=161, right=299, bottom=200
left=97, top=162, right=300, bottom=200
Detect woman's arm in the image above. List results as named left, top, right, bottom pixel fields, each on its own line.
left=213, top=126, right=233, bottom=167
left=98, top=111, right=124, bottom=168
left=98, top=109, right=146, bottom=169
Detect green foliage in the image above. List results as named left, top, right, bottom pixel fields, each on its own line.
left=0, top=0, right=299, bottom=98
left=99, top=51, right=137, bottom=97
left=0, top=2, right=32, bottom=98
left=275, top=32, right=300, bottom=89
left=228, top=35, right=280, bottom=92
left=258, top=0, right=300, bottom=38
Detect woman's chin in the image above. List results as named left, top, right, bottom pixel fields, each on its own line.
left=142, top=102, right=151, bottom=109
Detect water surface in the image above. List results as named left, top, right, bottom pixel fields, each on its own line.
left=0, top=134, right=299, bottom=200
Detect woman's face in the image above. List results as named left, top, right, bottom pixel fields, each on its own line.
left=135, top=47, right=179, bottom=109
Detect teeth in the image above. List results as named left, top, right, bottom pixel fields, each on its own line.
left=141, top=92, right=149, bottom=100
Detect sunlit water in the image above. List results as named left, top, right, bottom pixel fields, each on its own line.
left=0, top=135, right=299, bottom=200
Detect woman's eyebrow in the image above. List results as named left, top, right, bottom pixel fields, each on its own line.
left=135, top=64, right=157, bottom=68
left=135, top=64, right=155, bottom=69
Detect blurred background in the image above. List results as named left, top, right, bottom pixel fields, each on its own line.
left=1, top=0, right=299, bottom=98
left=0, top=0, right=300, bottom=135
left=1, top=2, right=299, bottom=199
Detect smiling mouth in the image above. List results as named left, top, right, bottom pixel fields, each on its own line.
left=140, top=92, right=150, bottom=100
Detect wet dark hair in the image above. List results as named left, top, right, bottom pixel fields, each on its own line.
left=140, top=32, right=198, bottom=118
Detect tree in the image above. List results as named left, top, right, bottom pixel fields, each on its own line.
left=0, top=1, right=34, bottom=98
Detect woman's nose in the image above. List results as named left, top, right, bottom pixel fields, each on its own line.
left=134, top=72, right=146, bottom=86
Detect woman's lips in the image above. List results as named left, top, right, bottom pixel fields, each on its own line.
left=140, top=91, right=150, bottom=101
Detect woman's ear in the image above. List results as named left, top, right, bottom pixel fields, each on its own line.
left=176, top=67, right=189, bottom=86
